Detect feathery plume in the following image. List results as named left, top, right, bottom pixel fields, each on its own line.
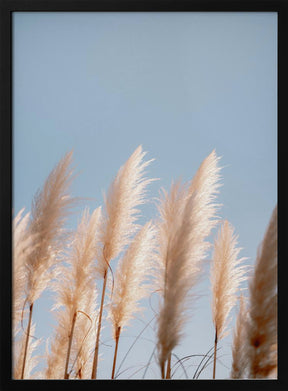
left=53, top=207, right=101, bottom=315
left=109, top=221, right=156, bottom=378
left=246, top=206, right=277, bottom=379
left=96, top=145, right=154, bottom=277
left=20, top=151, right=75, bottom=379
left=156, top=183, right=202, bottom=377
left=45, top=310, right=71, bottom=379
left=211, top=220, right=247, bottom=378
left=72, top=298, right=98, bottom=379
left=91, top=145, right=154, bottom=379
left=188, top=149, right=222, bottom=221
left=26, top=150, right=75, bottom=305
left=231, top=295, right=249, bottom=379
left=13, top=323, right=41, bottom=379
left=156, top=150, right=221, bottom=378
left=211, top=220, right=247, bottom=340
left=47, top=207, right=101, bottom=379
left=109, top=221, right=156, bottom=336
left=48, top=284, right=98, bottom=379
left=12, top=208, right=36, bottom=336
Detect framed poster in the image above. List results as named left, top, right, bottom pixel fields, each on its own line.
left=1, top=0, right=286, bottom=389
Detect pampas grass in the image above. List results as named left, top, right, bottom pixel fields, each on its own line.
left=26, top=151, right=75, bottom=306
left=155, top=150, right=221, bottom=379
left=91, top=145, right=154, bottom=379
left=12, top=147, right=277, bottom=380
left=155, top=180, right=193, bottom=378
left=46, top=287, right=98, bottom=379
left=13, top=323, right=41, bottom=379
left=18, top=151, right=76, bottom=379
left=188, top=149, right=222, bottom=225
left=109, top=221, right=156, bottom=378
left=211, top=220, right=247, bottom=378
left=12, top=209, right=36, bottom=337
left=46, top=207, right=101, bottom=379
left=246, top=206, right=277, bottom=379
left=45, top=309, right=70, bottom=379
left=96, top=145, right=155, bottom=278
left=230, top=295, right=248, bottom=379
left=72, top=303, right=98, bottom=379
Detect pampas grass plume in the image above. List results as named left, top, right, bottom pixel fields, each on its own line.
left=91, top=145, right=155, bottom=379
left=17, top=151, right=76, bottom=379
left=46, top=206, right=101, bottom=379
left=13, top=323, right=41, bottom=379
left=13, top=209, right=36, bottom=335
left=109, top=221, right=156, bottom=338
left=26, top=150, right=76, bottom=304
left=156, top=150, right=221, bottom=376
left=211, top=220, right=247, bottom=341
left=246, top=206, right=277, bottom=379
left=96, top=145, right=155, bottom=277
left=230, top=295, right=248, bottom=379
left=53, top=207, right=101, bottom=313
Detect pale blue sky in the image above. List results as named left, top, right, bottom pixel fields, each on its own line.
left=13, top=12, right=277, bottom=379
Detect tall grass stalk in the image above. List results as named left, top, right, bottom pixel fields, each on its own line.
left=20, top=303, right=34, bottom=379
left=47, top=207, right=101, bottom=379
left=13, top=322, right=40, bottom=379
left=13, top=147, right=277, bottom=380
left=13, top=209, right=34, bottom=337
left=210, top=220, right=247, bottom=379
left=91, top=146, right=154, bottom=379
left=230, top=295, right=248, bottom=379
left=73, top=309, right=97, bottom=378
left=91, top=270, right=107, bottom=379
left=20, top=151, right=75, bottom=379
left=64, top=312, right=77, bottom=379
left=13, top=209, right=39, bottom=378
left=165, top=353, right=172, bottom=379
left=246, top=206, right=277, bottom=379
left=212, top=331, right=217, bottom=380
left=108, top=221, right=156, bottom=379
left=156, top=150, right=221, bottom=378
left=111, top=326, right=121, bottom=379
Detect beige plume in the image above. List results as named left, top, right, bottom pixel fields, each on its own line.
left=156, top=150, right=221, bottom=378
left=13, top=323, right=41, bottom=379
left=91, top=145, right=155, bottom=379
left=231, top=295, right=248, bottom=379
left=188, top=149, right=222, bottom=219
left=246, top=206, right=277, bottom=379
left=45, top=310, right=69, bottom=379
left=12, top=208, right=36, bottom=336
left=26, top=150, right=76, bottom=305
left=72, top=295, right=98, bottom=379
left=46, top=207, right=101, bottom=379
left=109, top=221, right=156, bottom=379
left=109, top=221, right=156, bottom=337
left=19, top=151, right=76, bottom=379
left=96, top=145, right=155, bottom=277
left=211, top=220, right=247, bottom=341
left=211, top=220, right=247, bottom=378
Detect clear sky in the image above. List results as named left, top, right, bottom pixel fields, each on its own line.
left=13, top=12, right=277, bottom=379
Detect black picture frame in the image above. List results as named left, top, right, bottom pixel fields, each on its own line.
left=1, top=1, right=287, bottom=390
